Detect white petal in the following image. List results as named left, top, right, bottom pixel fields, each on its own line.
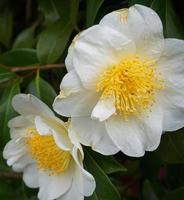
left=38, top=162, right=74, bottom=200
left=158, top=39, right=184, bottom=87
left=12, top=94, right=55, bottom=118
left=91, top=97, right=115, bottom=121
left=23, top=164, right=39, bottom=188
left=72, top=147, right=96, bottom=196
left=65, top=44, right=75, bottom=72
left=61, top=70, right=83, bottom=96
left=35, top=116, right=52, bottom=136
left=8, top=116, right=34, bottom=138
left=159, top=89, right=184, bottom=131
left=72, top=25, right=135, bottom=88
left=71, top=117, right=119, bottom=155
left=157, top=39, right=184, bottom=131
left=68, top=125, right=84, bottom=158
left=57, top=170, right=83, bottom=200
left=100, top=4, right=164, bottom=60
left=35, top=116, right=73, bottom=151
left=105, top=105, right=163, bottom=157
left=53, top=90, right=99, bottom=117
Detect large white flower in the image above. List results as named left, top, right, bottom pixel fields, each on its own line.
left=53, top=4, right=184, bottom=157
left=3, top=94, right=95, bottom=200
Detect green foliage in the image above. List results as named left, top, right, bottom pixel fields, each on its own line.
left=0, top=0, right=184, bottom=199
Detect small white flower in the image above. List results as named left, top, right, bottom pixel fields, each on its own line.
left=53, top=4, right=184, bottom=157
left=3, top=94, right=95, bottom=200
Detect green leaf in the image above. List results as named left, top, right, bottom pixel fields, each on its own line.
left=155, top=131, right=184, bottom=164
left=151, top=0, right=184, bottom=38
left=13, top=27, right=35, bottom=49
left=0, top=68, right=16, bottom=84
left=38, top=0, right=79, bottom=26
left=37, top=20, right=73, bottom=64
left=37, top=0, right=60, bottom=25
left=143, top=180, right=159, bottom=200
left=0, top=82, right=20, bottom=147
left=0, top=7, right=13, bottom=47
left=0, top=48, right=39, bottom=66
left=27, top=72, right=56, bottom=107
left=162, top=187, right=184, bottom=200
left=53, top=0, right=79, bottom=25
left=84, top=150, right=121, bottom=200
left=88, top=149, right=127, bottom=174
left=86, top=0, right=104, bottom=27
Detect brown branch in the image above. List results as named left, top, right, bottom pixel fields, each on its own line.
left=0, top=64, right=65, bottom=73
left=0, top=172, right=22, bottom=179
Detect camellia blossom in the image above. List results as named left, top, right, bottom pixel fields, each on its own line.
left=3, top=94, right=95, bottom=200
left=54, top=5, right=184, bottom=157
left=53, top=4, right=184, bottom=157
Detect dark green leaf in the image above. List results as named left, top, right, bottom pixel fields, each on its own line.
left=0, top=7, right=12, bottom=47
left=84, top=150, right=121, bottom=200
left=0, top=82, right=20, bottom=147
left=27, top=72, right=56, bottom=107
left=0, top=68, right=16, bottom=84
left=37, top=0, right=60, bottom=25
left=53, top=0, right=79, bottom=25
left=156, top=131, right=184, bottom=164
left=37, top=20, right=73, bottom=64
left=151, top=0, right=184, bottom=38
left=13, top=27, right=35, bottom=49
left=86, top=0, right=104, bottom=27
left=88, top=149, right=127, bottom=174
left=143, top=180, right=159, bottom=200
left=162, top=187, right=184, bottom=200
left=0, top=48, right=39, bottom=66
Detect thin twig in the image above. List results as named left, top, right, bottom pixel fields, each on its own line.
left=0, top=63, right=65, bottom=72
left=0, top=171, right=22, bottom=179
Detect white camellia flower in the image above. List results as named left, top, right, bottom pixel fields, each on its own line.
left=3, top=94, right=95, bottom=200
left=53, top=4, right=184, bottom=157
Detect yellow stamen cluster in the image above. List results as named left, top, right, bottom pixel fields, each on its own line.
left=96, top=56, right=164, bottom=117
left=26, top=128, right=71, bottom=175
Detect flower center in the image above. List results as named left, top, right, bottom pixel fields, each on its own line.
left=96, top=55, right=164, bottom=117
left=26, top=128, right=71, bottom=175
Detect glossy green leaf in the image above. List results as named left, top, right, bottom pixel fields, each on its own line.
left=37, top=20, right=73, bottom=64
left=0, top=68, right=16, bottom=84
left=155, top=131, right=184, bottom=164
left=143, top=180, right=159, bottom=200
left=37, top=0, right=60, bottom=25
left=53, top=0, right=79, bottom=25
left=13, top=27, right=35, bottom=49
left=88, top=149, right=127, bottom=174
left=86, top=0, right=104, bottom=27
left=0, top=48, right=39, bottom=66
left=84, top=150, right=121, bottom=200
left=27, top=72, right=57, bottom=107
left=0, top=7, right=13, bottom=47
left=0, top=82, right=20, bottom=147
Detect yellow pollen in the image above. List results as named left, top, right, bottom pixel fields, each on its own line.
left=26, top=128, right=71, bottom=175
left=96, top=55, right=164, bottom=117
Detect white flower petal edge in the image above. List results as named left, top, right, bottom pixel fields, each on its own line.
left=3, top=94, right=95, bottom=200
left=53, top=4, right=184, bottom=157
left=157, top=39, right=184, bottom=131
